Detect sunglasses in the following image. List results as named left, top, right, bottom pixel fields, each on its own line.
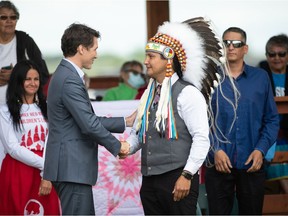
left=0, top=15, right=18, bottom=21
left=223, top=40, right=246, bottom=48
left=266, top=51, right=287, bottom=58
left=126, top=70, right=145, bottom=78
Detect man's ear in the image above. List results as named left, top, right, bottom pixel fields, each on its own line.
left=78, top=45, right=84, bottom=55
left=244, top=44, right=249, bottom=55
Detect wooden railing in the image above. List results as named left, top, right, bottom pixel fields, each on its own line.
left=89, top=76, right=119, bottom=89
left=274, top=96, right=288, bottom=114
left=262, top=96, right=288, bottom=215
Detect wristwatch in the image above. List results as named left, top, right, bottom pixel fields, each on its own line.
left=181, top=170, right=193, bottom=180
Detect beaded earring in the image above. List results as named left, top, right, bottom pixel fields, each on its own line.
left=166, top=59, right=173, bottom=77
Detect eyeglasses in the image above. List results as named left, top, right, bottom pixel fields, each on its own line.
left=223, top=40, right=246, bottom=48
left=266, top=51, right=287, bottom=58
left=0, top=15, right=18, bottom=21
left=126, top=70, right=145, bottom=78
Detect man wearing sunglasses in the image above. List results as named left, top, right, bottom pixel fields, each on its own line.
left=259, top=34, right=288, bottom=194
left=205, top=27, right=279, bottom=215
left=259, top=34, right=288, bottom=97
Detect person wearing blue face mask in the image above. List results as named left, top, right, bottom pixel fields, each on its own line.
left=103, top=60, right=146, bottom=101
left=127, top=70, right=145, bottom=89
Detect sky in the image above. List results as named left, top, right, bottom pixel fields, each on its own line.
left=11, top=0, right=288, bottom=66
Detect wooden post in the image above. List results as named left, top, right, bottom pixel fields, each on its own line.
left=146, top=0, right=170, bottom=39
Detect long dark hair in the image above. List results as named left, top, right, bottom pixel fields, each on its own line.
left=6, top=60, right=47, bottom=131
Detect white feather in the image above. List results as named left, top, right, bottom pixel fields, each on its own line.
left=158, top=22, right=206, bottom=90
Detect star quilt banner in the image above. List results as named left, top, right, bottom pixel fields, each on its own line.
left=92, top=100, right=144, bottom=216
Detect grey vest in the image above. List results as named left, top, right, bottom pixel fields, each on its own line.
left=141, top=79, right=193, bottom=176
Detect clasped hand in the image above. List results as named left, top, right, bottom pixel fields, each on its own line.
left=38, top=179, right=53, bottom=196
left=119, top=141, right=130, bottom=159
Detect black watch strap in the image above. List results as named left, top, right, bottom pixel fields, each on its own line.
left=181, top=170, right=193, bottom=180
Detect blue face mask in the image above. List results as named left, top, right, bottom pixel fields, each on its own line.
left=127, top=72, right=145, bottom=89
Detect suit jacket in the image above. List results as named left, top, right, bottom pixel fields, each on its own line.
left=43, top=59, right=125, bottom=185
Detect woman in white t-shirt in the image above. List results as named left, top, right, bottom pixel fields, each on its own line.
left=0, top=60, right=60, bottom=215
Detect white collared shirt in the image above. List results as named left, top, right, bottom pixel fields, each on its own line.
left=64, top=58, right=85, bottom=84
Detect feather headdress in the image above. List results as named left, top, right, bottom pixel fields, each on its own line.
left=136, top=17, right=238, bottom=143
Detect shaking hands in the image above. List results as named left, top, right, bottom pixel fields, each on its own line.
left=119, top=141, right=130, bottom=159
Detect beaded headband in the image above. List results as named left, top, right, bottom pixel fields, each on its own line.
left=146, top=33, right=187, bottom=72
left=145, top=42, right=174, bottom=59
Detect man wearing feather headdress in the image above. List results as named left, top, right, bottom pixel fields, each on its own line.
left=122, top=17, right=229, bottom=214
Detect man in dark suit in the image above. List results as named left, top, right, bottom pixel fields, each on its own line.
left=40, top=23, right=133, bottom=215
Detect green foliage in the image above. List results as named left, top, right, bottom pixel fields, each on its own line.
left=44, top=49, right=145, bottom=77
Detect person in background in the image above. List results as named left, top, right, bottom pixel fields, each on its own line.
left=0, top=0, right=49, bottom=103
left=41, top=23, right=134, bottom=215
left=121, top=17, right=230, bottom=215
left=0, top=60, right=60, bottom=215
left=0, top=0, right=49, bottom=169
left=205, top=27, right=279, bottom=215
left=134, top=84, right=147, bottom=99
left=259, top=34, right=288, bottom=193
left=102, top=60, right=146, bottom=101
left=135, top=73, right=149, bottom=100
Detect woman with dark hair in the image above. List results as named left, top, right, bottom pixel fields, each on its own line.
left=0, top=60, right=60, bottom=214
left=0, top=0, right=49, bottom=104
left=0, top=0, right=50, bottom=170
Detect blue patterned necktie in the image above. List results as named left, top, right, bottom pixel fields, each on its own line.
left=152, top=84, right=161, bottom=109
